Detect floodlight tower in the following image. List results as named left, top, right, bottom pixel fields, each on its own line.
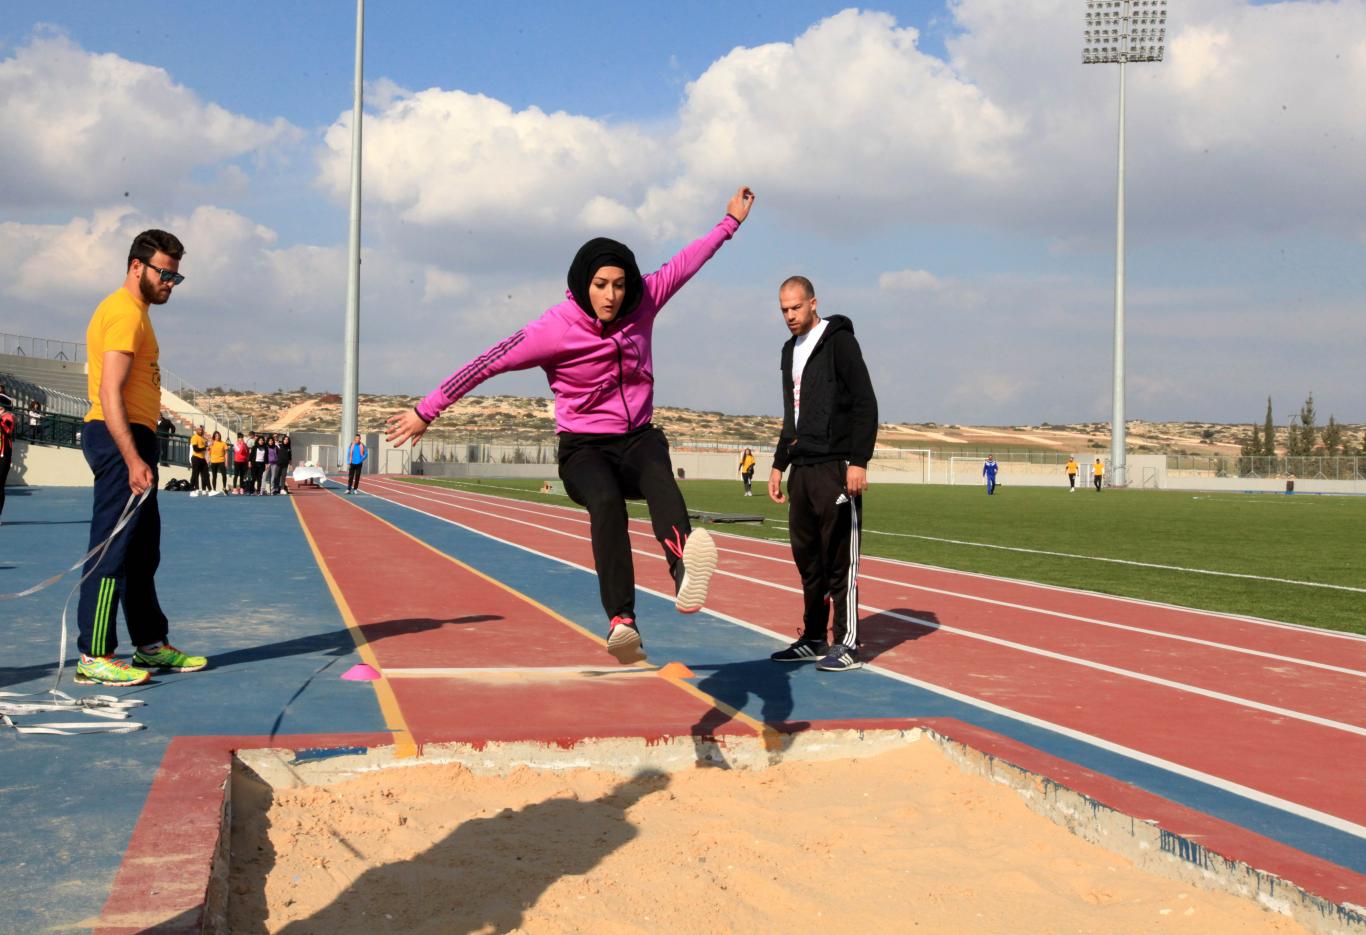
left=340, top=0, right=365, bottom=456
left=1083, top=0, right=1167, bottom=488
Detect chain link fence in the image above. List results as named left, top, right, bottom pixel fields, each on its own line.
left=1166, top=454, right=1364, bottom=480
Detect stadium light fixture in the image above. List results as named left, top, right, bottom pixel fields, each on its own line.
left=340, top=0, right=365, bottom=454
left=1082, top=0, right=1168, bottom=488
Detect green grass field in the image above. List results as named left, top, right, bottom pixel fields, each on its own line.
left=408, top=477, right=1365, bottom=635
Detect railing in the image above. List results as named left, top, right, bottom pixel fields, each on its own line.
left=0, top=332, right=86, bottom=363
left=160, top=367, right=254, bottom=436
left=12, top=411, right=191, bottom=465
left=0, top=371, right=91, bottom=418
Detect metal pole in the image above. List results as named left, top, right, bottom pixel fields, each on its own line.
left=340, top=0, right=364, bottom=449
left=1109, top=15, right=1128, bottom=489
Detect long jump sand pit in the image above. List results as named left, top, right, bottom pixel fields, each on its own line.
left=227, top=730, right=1311, bottom=934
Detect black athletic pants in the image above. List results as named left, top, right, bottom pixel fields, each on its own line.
left=787, top=460, right=862, bottom=647
left=76, top=422, right=167, bottom=657
left=1068, top=473, right=1076, bottom=489
left=209, top=462, right=225, bottom=490
left=1094, top=474, right=1103, bottom=491
left=234, top=460, right=247, bottom=489
left=189, top=456, right=209, bottom=491
left=250, top=461, right=265, bottom=493
left=347, top=463, right=363, bottom=491
left=558, top=424, right=690, bottom=621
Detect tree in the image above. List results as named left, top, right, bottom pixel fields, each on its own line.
left=1262, top=397, right=1276, bottom=456
left=1320, top=415, right=1344, bottom=456
left=1241, top=423, right=1261, bottom=458
left=1288, top=393, right=1317, bottom=458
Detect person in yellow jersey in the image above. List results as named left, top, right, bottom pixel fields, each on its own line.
left=1093, top=457, right=1105, bottom=492
left=189, top=423, right=209, bottom=492
left=1065, top=456, right=1079, bottom=492
left=738, top=447, right=757, bottom=496
left=208, top=430, right=228, bottom=492
left=76, top=230, right=207, bottom=686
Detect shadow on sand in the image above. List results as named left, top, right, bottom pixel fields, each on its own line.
left=230, top=769, right=671, bottom=934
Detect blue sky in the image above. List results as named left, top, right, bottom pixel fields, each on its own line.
left=1, top=1, right=1362, bottom=426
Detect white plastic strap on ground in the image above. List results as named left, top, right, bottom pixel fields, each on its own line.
left=0, top=489, right=150, bottom=735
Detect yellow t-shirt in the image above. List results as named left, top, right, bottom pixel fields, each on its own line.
left=1094, top=461, right=1104, bottom=476
left=209, top=440, right=228, bottom=463
left=85, top=287, right=161, bottom=430
left=190, top=432, right=207, bottom=460
left=740, top=453, right=756, bottom=473
left=1066, top=459, right=1078, bottom=475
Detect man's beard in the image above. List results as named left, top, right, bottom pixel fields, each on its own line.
left=138, top=269, right=170, bottom=305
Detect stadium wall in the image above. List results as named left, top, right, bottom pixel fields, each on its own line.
left=3, top=439, right=191, bottom=487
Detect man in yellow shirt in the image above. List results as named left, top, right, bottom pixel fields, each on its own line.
left=1093, top=458, right=1105, bottom=492
left=76, top=230, right=207, bottom=686
left=1065, top=457, right=1079, bottom=492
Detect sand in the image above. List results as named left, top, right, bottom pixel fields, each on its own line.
left=228, top=741, right=1306, bottom=934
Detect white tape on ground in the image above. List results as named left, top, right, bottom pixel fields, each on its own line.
left=0, top=489, right=150, bottom=735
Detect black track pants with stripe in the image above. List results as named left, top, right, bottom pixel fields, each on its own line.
left=787, top=460, right=862, bottom=647
left=76, top=421, right=169, bottom=657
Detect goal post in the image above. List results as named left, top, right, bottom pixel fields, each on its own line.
left=948, top=456, right=986, bottom=487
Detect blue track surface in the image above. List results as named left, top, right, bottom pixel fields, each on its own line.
left=0, top=487, right=386, bottom=935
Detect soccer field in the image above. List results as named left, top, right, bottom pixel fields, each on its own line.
left=409, top=477, right=1365, bottom=635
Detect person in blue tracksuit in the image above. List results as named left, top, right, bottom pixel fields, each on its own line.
left=982, top=455, right=999, bottom=495
left=345, top=434, right=367, bottom=494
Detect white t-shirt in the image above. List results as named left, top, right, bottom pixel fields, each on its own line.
left=791, top=318, right=828, bottom=426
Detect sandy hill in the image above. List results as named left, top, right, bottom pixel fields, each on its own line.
left=205, top=390, right=1363, bottom=456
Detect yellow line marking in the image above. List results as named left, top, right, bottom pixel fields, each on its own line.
left=339, top=485, right=772, bottom=743
left=291, top=495, right=418, bottom=758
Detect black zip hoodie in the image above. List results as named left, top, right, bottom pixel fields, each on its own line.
left=773, top=314, right=878, bottom=472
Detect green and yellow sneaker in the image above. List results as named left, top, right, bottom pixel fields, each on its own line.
left=132, top=643, right=208, bottom=673
left=75, top=655, right=150, bottom=686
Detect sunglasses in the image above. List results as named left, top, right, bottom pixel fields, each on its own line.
left=142, top=261, right=185, bottom=286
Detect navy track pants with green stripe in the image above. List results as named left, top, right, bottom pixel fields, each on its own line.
left=77, top=421, right=168, bottom=657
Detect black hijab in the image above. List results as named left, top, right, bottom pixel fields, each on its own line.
left=566, top=237, right=643, bottom=322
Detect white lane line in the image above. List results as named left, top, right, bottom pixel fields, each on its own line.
left=359, top=481, right=1366, bottom=840
left=366, top=481, right=1366, bottom=736
left=860, top=528, right=1366, bottom=594
left=402, top=477, right=1364, bottom=594
left=377, top=480, right=1366, bottom=662
left=706, top=545, right=1366, bottom=679
left=387, top=475, right=1366, bottom=642
left=384, top=666, right=657, bottom=678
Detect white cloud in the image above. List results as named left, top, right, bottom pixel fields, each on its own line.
left=317, top=88, right=666, bottom=247
left=0, top=32, right=300, bottom=212
left=422, top=268, right=470, bottom=304
left=879, top=268, right=943, bottom=291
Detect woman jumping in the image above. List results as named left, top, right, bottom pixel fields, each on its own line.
left=387, top=185, right=756, bottom=664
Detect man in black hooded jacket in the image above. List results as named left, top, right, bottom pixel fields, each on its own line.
left=767, top=276, right=878, bottom=671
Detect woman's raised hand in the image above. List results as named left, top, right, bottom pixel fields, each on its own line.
left=727, top=186, right=755, bottom=223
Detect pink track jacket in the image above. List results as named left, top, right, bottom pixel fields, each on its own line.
left=416, top=215, right=740, bottom=434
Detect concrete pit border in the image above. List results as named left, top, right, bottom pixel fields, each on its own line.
left=207, top=728, right=1364, bottom=935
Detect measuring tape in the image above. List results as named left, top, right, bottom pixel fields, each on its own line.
left=0, top=489, right=151, bottom=735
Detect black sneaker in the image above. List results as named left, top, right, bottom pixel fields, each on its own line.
left=816, top=644, right=862, bottom=672
left=770, top=638, right=830, bottom=662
